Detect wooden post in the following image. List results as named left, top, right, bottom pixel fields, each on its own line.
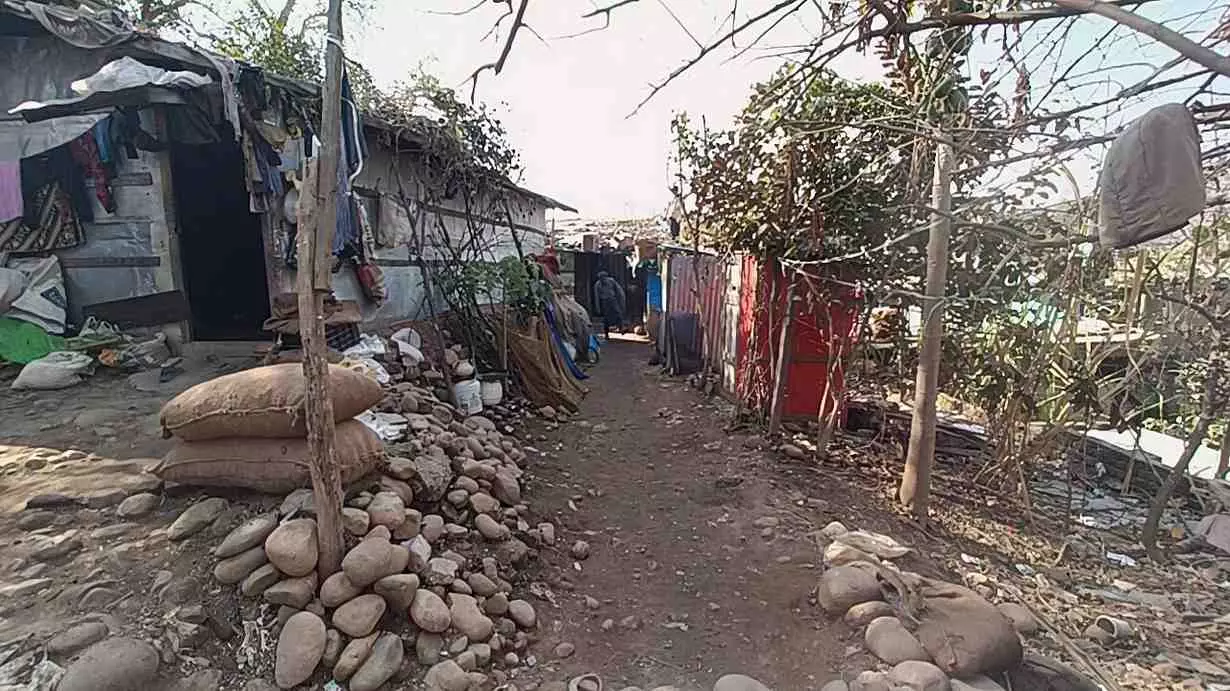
left=768, top=269, right=797, bottom=436
left=899, top=140, right=954, bottom=523
left=295, top=0, right=347, bottom=578
left=1217, top=428, right=1230, bottom=480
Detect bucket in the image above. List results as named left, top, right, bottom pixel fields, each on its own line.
left=452, top=379, right=483, bottom=416
left=480, top=379, right=504, bottom=407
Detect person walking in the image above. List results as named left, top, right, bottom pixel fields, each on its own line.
left=592, top=271, right=626, bottom=339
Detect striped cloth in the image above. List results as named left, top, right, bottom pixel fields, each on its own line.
left=0, top=182, right=85, bottom=253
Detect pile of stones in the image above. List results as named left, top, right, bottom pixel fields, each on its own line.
left=810, top=522, right=1085, bottom=691
left=199, top=388, right=551, bottom=689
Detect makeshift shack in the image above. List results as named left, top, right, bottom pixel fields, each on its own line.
left=0, top=1, right=573, bottom=356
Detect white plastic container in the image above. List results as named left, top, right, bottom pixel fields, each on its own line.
left=452, top=379, right=483, bottom=416
left=480, top=379, right=504, bottom=407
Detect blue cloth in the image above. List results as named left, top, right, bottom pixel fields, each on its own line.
left=251, top=131, right=283, bottom=198
left=545, top=303, right=588, bottom=380
left=92, top=118, right=112, bottom=164
left=646, top=272, right=663, bottom=310
left=332, top=142, right=355, bottom=255
left=333, top=69, right=365, bottom=255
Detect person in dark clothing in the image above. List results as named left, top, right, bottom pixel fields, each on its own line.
left=592, top=271, right=626, bottom=338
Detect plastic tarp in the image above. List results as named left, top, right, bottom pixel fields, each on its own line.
left=10, top=56, right=210, bottom=120
left=0, top=316, right=64, bottom=364
left=19, top=1, right=135, bottom=50
left=0, top=112, right=109, bottom=160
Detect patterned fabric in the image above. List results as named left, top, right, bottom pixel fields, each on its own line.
left=0, top=183, right=85, bottom=253
left=69, top=131, right=114, bottom=213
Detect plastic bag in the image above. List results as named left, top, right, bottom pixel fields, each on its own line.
left=833, top=529, right=912, bottom=560
left=390, top=327, right=424, bottom=363
left=98, top=333, right=170, bottom=370
left=339, top=355, right=390, bottom=385
left=11, top=351, right=94, bottom=390
left=5, top=256, right=67, bottom=334
left=343, top=333, right=387, bottom=359
left=356, top=409, right=408, bottom=442
left=0, top=267, right=27, bottom=313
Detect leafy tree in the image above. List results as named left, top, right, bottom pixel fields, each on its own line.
left=73, top=0, right=370, bottom=82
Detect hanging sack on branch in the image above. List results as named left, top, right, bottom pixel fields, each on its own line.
left=1099, top=103, right=1205, bottom=249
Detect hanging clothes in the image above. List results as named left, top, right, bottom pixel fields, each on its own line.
left=331, top=69, right=367, bottom=257
left=0, top=182, right=85, bottom=253
left=0, top=161, right=22, bottom=221
left=92, top=118, right=113, bottom=164
left=69, top=130, right=115, bottom=214
left=340, top=73, right=367, bottom=176
left=22, top=146, right=93, bottom=223
left=242, top=134, right=270, bottom=214
left=279, top=133, right=304, bottom=174
left=237, top=66, right=269, bottom=116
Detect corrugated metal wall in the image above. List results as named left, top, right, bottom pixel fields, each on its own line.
left=666, top=251, right=728, bottom=373
left=735, top=258, right=860, bottom=420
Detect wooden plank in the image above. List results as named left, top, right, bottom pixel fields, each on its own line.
left=82, top=290, right=190, bottom=328
left=60, top=256, right=160, bottom=268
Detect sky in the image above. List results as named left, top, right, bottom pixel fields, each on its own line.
left=351, top=2, right=881, bottom=220
left=343, top=1, right=1225, bottom=222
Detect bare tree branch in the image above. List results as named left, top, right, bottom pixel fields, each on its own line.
left=580, top=0, right=639, bottom=20
left=654, top=0, right=702, bottom=50
left=299, top=10, right=327, bottom=37
left=425, top=0, right=485, bottom=16
left=630, top=0, right=798, bottom=116
left=276, top=0, right=298, bottom=26
left=1052, top=0, right=1230, bottom=77
left=469, top=0, right=531, bottom=101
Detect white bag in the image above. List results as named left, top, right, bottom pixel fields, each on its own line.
left=0, top=267, right=26, bottom=313
left=11, top=351, right=94, bottom=390
left=6, top=256, right=67, bottom=334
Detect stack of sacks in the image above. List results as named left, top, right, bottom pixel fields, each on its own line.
left=152, top=363, right=386, bottom=493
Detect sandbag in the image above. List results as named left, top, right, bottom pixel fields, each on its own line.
left=11, top=351, right=93, bottom=390
left=907, top=578, right=1023, bottom=678
left=151, top=419, right=384, bottom=493
left=160, top=363, right=384, bottom=441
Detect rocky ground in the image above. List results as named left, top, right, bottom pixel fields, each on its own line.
left=0, top=339, right=1226, bottom=690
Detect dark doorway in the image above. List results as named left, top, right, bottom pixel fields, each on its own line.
left=170, top=142, right=271, bottom=340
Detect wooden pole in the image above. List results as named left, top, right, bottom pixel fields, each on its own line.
left=899, top=140, right=954, bottom=523
left=768, top=269, right=797, bottom=436
left=1216, top=429, right=1230, bottom=480
left=295, top=0, right=347, bottom=578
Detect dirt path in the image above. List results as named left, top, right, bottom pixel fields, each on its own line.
left=524, top=339, right=879, bottom=690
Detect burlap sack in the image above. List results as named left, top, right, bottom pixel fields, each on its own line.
left=151, top=419, right=384, bottom=493
left=910, top=578, right=1023, bottom=678
left=161, top=363, right=384, bottom=440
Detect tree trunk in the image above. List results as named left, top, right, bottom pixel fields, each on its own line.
left=768, top=270, right=797, bottom=436
left=899, top=140, right=954, bottom=523
left=1142, top=341, right=1223, bottom=562
left=296, top=0, right=347, bottom=579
